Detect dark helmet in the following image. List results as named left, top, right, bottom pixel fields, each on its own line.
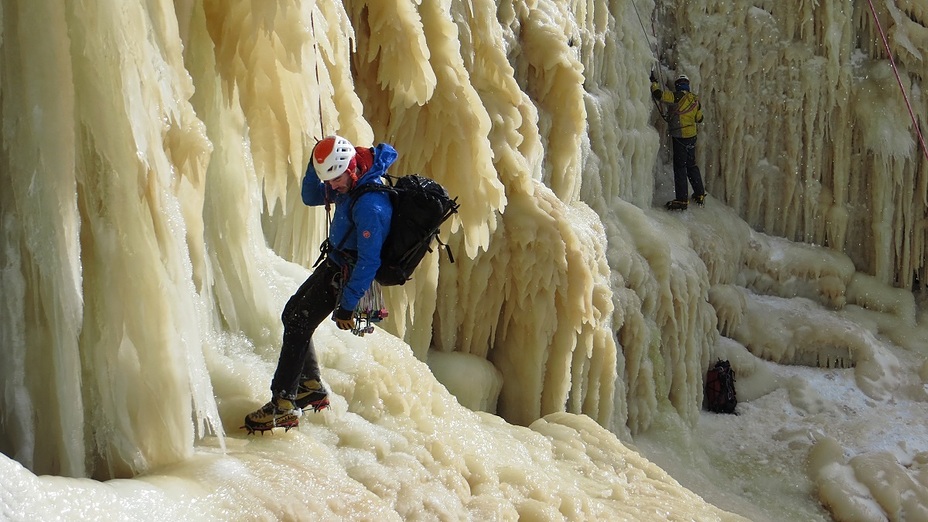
left=674, top=74, right=690, bottom=90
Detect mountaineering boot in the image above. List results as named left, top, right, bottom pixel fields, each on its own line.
left=241, top=397, right=301, bottom=434
left=295, top=379, right=330, bottom=412
left=691, top=193, right=707, bottom=206
left=665, top=199, right=688, bottom=211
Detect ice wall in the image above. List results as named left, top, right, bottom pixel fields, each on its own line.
left=5, top=0, right=923, bottom=511
left=0, top=0, right=84, bottom=477
left=1, top=0, right=223, bottom=478
left=346, top=0, right=669, bottom=433
left=0, top=0, right=718, bottom=480
left=659, top=0, right=928, bottom=289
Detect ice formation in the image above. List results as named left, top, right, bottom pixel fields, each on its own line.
left=2, top=0, right=928, bottom=521
left=669, top=0, right=928, bottom=289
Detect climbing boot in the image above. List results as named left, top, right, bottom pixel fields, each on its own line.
left=241, top=397, right=301, bottom=434
left=665, top=199, right=688, bottom=211
left=691, top=193, right=707, bottom=206
left=295, top=379, right=330, bottom=412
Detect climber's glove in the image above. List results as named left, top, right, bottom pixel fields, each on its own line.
left=334, top=307, right=355, bottom=331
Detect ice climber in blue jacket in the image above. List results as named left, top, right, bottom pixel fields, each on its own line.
left=243, top=135, right=395, bottom=433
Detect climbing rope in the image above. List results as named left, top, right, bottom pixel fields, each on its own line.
left=866, top=0, right=928, bottom=164
left=310, top=10, right=334, bottom=214
left=310, top=10, right=326, bottom=140
left=631, top=0, right=668, bottom=121
left=631, top=0, right=661, bottom=74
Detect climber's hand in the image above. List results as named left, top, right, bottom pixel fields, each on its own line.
left=334, top=307, right=355, bottom=331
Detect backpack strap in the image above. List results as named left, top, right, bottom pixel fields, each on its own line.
left=314, top=180, right=392, bottom=268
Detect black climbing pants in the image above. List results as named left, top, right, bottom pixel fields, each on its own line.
left=270, top=259, right=342, bottom=400
left=672, top=136, right=705, bottom=201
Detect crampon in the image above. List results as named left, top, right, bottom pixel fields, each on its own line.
left=240, top=421, right=299, bottom=435
left=302, top=395, right=330, bottom=413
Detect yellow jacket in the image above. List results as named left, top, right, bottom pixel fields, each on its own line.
left=651, top=82, right=703, bottom=138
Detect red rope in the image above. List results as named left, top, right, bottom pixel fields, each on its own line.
left=866, top=0, right=928, bottom=163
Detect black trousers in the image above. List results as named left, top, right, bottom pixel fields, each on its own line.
left=270, top=260, right=342, bottom=400
left=671, top=136, right=705, bottom=201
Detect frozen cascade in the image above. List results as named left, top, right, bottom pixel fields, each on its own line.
left=3, top=0, right=928, bottom=521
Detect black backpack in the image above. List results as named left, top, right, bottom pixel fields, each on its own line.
left=705, top=359, right=737, bottom=414
left=348, top=174, right=459, bottom=286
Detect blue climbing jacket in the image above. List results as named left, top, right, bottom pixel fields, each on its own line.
left=302, top=143, right=396, bottom=311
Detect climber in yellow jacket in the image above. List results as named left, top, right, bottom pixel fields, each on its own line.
left=651, top=72, right=707, bottom=211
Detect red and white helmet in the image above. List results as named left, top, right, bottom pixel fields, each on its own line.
left=312, top=135, right=356, bottom=181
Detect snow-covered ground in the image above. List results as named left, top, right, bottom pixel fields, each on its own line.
left=638, top=328, right=928, bottom=521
